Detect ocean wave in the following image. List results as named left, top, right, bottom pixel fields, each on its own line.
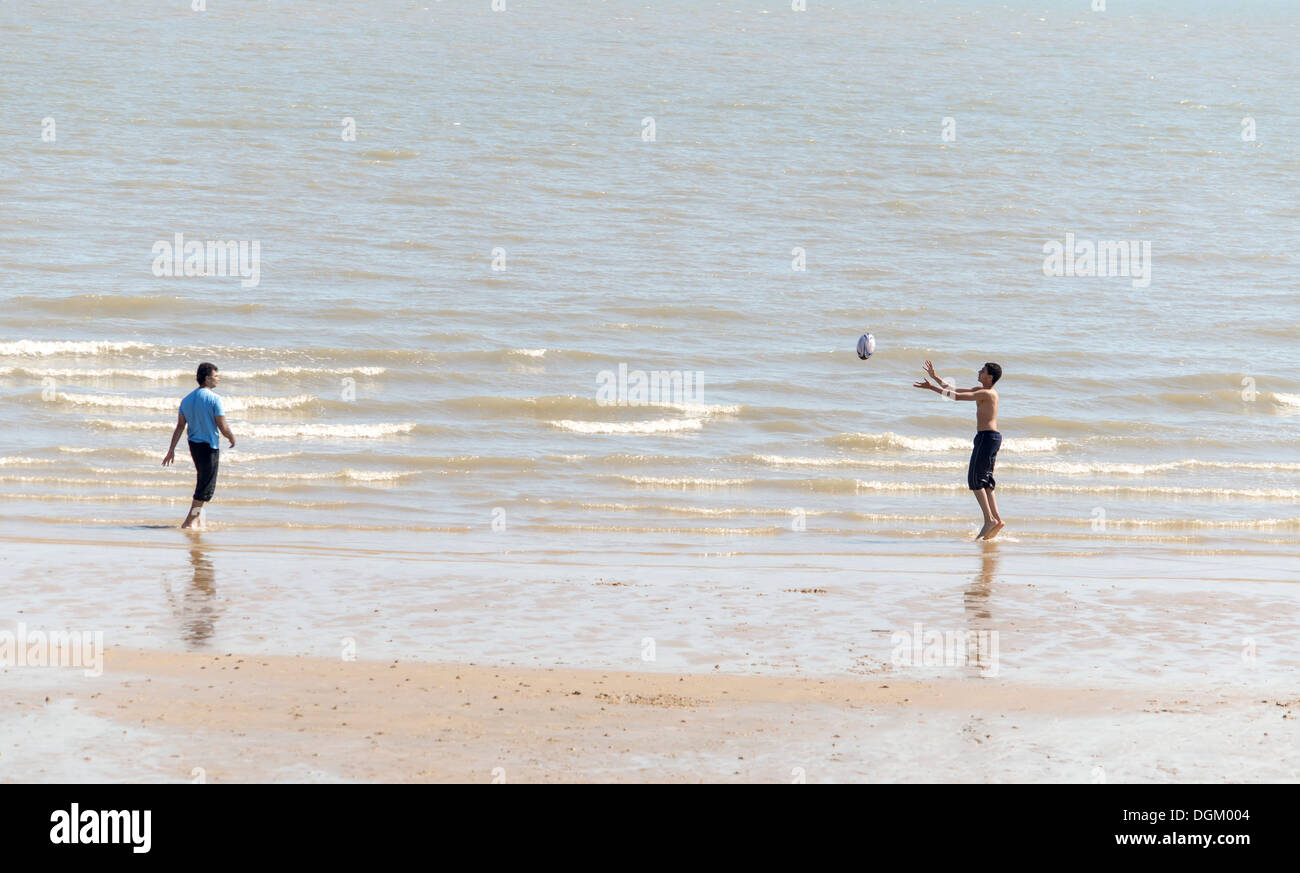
left=0, top=340, right=154, bottom=357
left=703, top=454, right=1300, bottom=476
left=607, top=475, right=1300, bottom=498
left=827, top=431, right=1060, bottom=453
left=0, top=365, right=387, bottom=380
left=0, top=456, right=55, bottom=466
left=10, top=366, right=384, bottom=384
left=1274, top=392, right=1300, bottom=408
left=537, top=499, right=787, bottom=517
left=531, top=523, right=780, bottom=536
left=607, top=304, right=749, bottom=322
left=0, top=474, right=164, bottom=487
left=549, top=418, right=705, bottom=434
left=49, top=446, right=300, bottom=462
left=448, top=394, right=740, bottom=419
left=11, top=294, right=208, bottom=315
left=612, top=476, right=755, bottom=487
left=749, top=454, right=963, bottom=470
left=1152, top=388, right=1281, bottom=409
left=357, top=148, right=420, bottom=161
left=58, top=392, right=317, bottom=411
left=530, top=500, right=1300, bottom=531
left=1, top=366, right=185, bottom=380
left=0, top=339, right=426, bottom=365
left=88, top=419, right=417, bottom=439
left=129, top=448, right=302, bottom=462
left=239, top=469, right=412, bottom=482
left=133, top=468, right=412, bottom=483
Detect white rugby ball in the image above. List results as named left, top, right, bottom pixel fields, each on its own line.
left=856, top=332, right=876, bottom=360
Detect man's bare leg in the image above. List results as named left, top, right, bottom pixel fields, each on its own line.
left=181, top=499, right=205, bottom=529
left=982, top=489, right=1004, bottom=539
left=973, top=489, right=994, bottom=540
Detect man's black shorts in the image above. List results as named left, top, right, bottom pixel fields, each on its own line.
left=967, top=430, right=1002, bottom=491
left=188, top=439, right=220, bottom=501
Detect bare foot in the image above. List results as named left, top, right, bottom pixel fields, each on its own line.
left=974, top=521, right=992, bottom=540
left=983, top=519, right=1005, bottom=540
left=181, top=506, right=202, bottom=529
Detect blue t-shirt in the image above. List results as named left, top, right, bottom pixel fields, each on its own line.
left=179, top=387, right=225, bottom=449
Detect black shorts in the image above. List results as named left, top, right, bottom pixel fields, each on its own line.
left=967, top=430, right=1001, bottom=491
left=188, top=439, right=220, bottom=501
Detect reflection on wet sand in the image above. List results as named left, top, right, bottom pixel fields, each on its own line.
left=964, top=541, right=998, bottom=625
left=163, top=534, right=220, bottom=648
left=963, top=541, right=1000, bottom=676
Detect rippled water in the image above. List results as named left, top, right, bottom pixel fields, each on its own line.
left=2, top=1, right=1298, bottom=565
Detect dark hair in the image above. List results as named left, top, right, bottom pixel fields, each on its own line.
left=984, top=362, right=1002, bottom=385
left=196, top=362, right=218, bottom=386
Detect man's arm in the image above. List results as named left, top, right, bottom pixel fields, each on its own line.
left=912, top=380, right=988, bottom=401
left=215, top=415, right=236, bottom=449
left=163, top=413, right=185, bottom=465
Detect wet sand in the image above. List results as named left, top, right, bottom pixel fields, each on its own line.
left=3, top=525, right=1299, bottom=782
left=3, top=647, right=1298, bottom=783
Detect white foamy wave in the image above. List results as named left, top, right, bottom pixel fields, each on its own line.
left=549, top=418, right=704, bottom=434
left=89, top=419, right=415, bottom=439
left=1273, top=392, right=1300, bottom=408
left=509, top=348, right=547, bottom=358
left=614, top=475, right=754, bottom=487
left=92, top=448, right=304, bottom=464
left=1, top=365, right=385, bottom=380
left=751, top=454, right=965, bottom=470
left=128, top=448, right=303, bottom=463
left=227, top=366, right=386, bottom=378
left=662, top=402, right=742, bottom=416
left=0, top=456, right=55, bottom=466
left=831, top=431, right=1060, bottom=453
left=219, top=469, right=411, bottom=482
left=1006, top=460, right=1190, bottom=475
left=1, top=366, right=191, bottom=380
left=59, top=392, right=317, bottom=411
left=226, top=422, right=417, bottom=440
left=94, top=466, right=412, bottom=482
left=0, top=474, right=163, bottom=487
left=216, top=394, right=318, bottom=411
left=0, top=340, right=154, bottom=357
left=767, top=455, right=1300, bottom=476
left=751, top=454, right=854, bottom=467
left=1117, top=516, right=1300, bottom=530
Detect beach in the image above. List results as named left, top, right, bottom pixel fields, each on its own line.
left=6, top=647, right=1298, bottom=784
left=3, top=526, right=1299, bottom=782
left=2, top=0, right=1299, bottom=782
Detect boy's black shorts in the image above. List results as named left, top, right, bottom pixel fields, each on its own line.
left=967, top=430, right=1002, bottom=491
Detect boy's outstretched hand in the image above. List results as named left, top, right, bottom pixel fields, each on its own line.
left=913, top=380, right=933, bottom=390
left=923, top=360, right=938, bottom=380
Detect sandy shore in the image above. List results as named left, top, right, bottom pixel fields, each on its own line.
left=3, top=648, right=1297, bottom=783
left=4, top=527, right=1299, bottom=782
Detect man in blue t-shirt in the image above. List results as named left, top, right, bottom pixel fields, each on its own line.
left=163, top=362, right=236, bottom=529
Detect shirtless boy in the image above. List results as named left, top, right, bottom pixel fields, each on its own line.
left=913, top=360, right=1004, bottom=540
